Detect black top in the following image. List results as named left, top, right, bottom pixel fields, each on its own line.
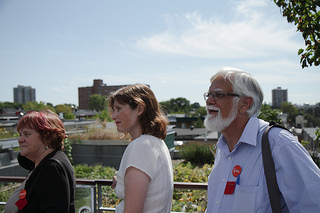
left=18, top=153, right=35, bottom=171
left=18, top=150, right=76, bottom=213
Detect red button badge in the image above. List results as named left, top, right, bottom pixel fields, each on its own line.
left=232, top=165, right=241, bottom=177
left=19, top=189, right=27, bottom=199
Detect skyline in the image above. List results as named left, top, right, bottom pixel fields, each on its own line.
left=8, top=81, right=317, bottom=108
left=0, top=0, right=319, bottom=107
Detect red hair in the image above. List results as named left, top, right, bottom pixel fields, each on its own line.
left=17, top=110, right=66, bottom=150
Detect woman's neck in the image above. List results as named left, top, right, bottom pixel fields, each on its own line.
left=34, top=149, right=55, bottom=167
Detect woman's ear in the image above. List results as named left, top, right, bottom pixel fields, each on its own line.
left=239, top=97, right=253, bottom=114
left=137, top=104, right=145, bottom=116
left=44, top=139, right=51, bottom=148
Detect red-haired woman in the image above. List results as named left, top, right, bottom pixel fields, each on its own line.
left=5, top=110, right=75, bottom=213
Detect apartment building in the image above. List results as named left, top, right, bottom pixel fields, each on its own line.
left=272, top=87, right=288, bottom=108
left=13, top=85, right=36, bottom=104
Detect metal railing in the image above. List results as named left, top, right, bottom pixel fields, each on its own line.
left=0, top=176, right=207, bottom=213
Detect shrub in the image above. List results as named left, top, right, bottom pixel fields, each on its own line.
left=0, top=128, right=17, bottom=139
left=173, top=162, right=212, bottom=183
left=74, top=164, right=117, bottom=179
left=172, top=162, right=212, bottom=212
left=0, top=163, right=212, bottom=212
left=67, top=121, right=130, bottom=141
left=178, top=142, right=215, bottom=165
left=63, top=137, right=73, bottom=164
left=0, top=183, right=19, bottom=212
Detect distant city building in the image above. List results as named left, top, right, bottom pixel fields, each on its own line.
left=295, top=115, right=305, bottom=128
left=300, top=103, right=320, bottom=117
left=272, top=87, right=288, bottom=108
left=13, top=85, right=36, bottom=104
left=78, top=79, right=131, bottom=109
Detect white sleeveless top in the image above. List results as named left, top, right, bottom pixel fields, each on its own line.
left=115, top=135, right=173, bottom=213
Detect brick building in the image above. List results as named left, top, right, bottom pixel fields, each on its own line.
left=78, top=79, right=130, bottom=109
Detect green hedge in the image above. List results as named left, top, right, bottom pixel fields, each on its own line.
left=178, top=142, right=216, bottom=165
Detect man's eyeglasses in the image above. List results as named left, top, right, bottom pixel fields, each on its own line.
left=203, top=92, right=239, bottom=101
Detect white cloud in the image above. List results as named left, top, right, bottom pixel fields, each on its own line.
left=135, top=0, right=300, bottom=59
left=233, top=0, right=268, bottom=16
left=239, top=59, right=320, bottom=84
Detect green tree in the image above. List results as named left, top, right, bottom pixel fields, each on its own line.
left=193, top=118, right=205, bottom=128
left=92, top=110, right=112, bottom=121
left=88, top=94, right=107, bottom=112
left=274, top=0, right=320, bottom=68
left=0, top=102, right=23, bottom=109
left=160, top=98, right=203, bottom=115
left=170, top=97, right=190, bottom=114
left=23, top=101, right=56, bottom=112
left=301, top=139, right=310, bottom=149
left=64, top=112, right=75, bottom=120
left=304, top=112, right=320, bottom=127
left=190, top=102, right=201, bottom=110
left=192, top=106, right=207, bottom=117
left=55, top=104, right=72, bottom=114
left=55, top=104, right=75, bottom=120
left=259, top=104, right=283, bottom=124
left=280, top=102, right=299, bottom=125
left=160, top=100, right=171, bottom=114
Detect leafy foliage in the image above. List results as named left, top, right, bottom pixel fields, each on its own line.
left=193, top=106, right=207, bottom=117
left=88, top=94, right=107, bottom=112
left=74, top=164, right=117, bottom=179
left=281, top=102, right=300, bottom=125
left=160, top=98, right=201, bottom=115
left=74, top=162, right=211, bottom=212
left=0, top=128, right=17, bottom=139
left=174, top=162, right=212, bottom=183
left=0, top=183, right=19, bottom=212
left=55, top=104, right=75, bottom=120
left=67, top=121, right=127, bottom=141
left=64, top=112, right=75, bottom=120
left=303, top=112, right=320, bottom=127
left=74, top=164, right=120, bottom=208
left=23, top=101, right=56, bottom=112
left=63, top=137, right=74, bottom=164
left=0, top=101, right=23, bottom=109
left=300, top=139, right=310, bottom=149
left=91, top=110, right=112, bottom=122
left=178, top=142, right=215, bottom=165
left=192, top=117, right=206, bottom=128
left=274, top=0, right=320, bottom=68
left=160, top=97, right=190, bottom=114
left=258, top=104, right=283, bottom=124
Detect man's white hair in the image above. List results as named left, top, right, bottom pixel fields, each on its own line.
left=209, top=67, right=264, bottom=117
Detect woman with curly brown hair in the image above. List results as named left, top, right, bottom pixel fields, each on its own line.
left=108, top=84, right=173, bottom=213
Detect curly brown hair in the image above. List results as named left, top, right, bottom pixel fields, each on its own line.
left=107, top=84, right=168, bottom=140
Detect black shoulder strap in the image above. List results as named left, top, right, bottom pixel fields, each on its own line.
left=262, top=121, right=289, bottom=213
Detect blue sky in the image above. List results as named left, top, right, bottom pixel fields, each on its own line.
left=0, top=0, right=319, bottom=107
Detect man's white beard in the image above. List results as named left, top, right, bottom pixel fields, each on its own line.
left=204, top=102, right=238, bottom=132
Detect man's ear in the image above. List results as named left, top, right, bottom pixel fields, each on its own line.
left=137, top=104, right=145, bottom=116
left=239, top=97, right=253, bottom=114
